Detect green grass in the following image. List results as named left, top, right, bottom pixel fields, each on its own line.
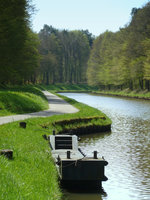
left=39, top=83, right=98, bottom=93
left=0, top=84, right=98, bottom=116
left=40, top=94, right=111, bottom=134
left=0, top=91, right=111, bottom=200
left=0, top=122, right=61, bottom=200
left=0, top=86, right=49, bottom=116
left=94, top=89, right=150, bottom=100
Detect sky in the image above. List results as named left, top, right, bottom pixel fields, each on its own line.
left=32, top=0, right=149, bottom=36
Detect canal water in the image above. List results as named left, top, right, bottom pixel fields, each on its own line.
left=61, top=93, right=150, bottom=200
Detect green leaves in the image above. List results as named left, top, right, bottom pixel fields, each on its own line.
left=87, top=2, right=150, bottom=91
left=38, top=26, right=92, bottom=84
left=0, top=0, right=40, bottom=84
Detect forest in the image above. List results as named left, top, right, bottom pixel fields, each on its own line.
left=38, top=26, right=93, bottom=84
left=0, top=0, right=150, bottom=91
left=87, top=2, right=150, bottom=91
left=0, top=0, right=93, bottom=85
left=0, top=0, right=40, bottom=85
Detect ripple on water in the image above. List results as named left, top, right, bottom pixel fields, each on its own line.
left=61, top=93, right=150, bottom=200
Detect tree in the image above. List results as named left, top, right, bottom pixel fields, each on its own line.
left=38, top=26, right=91, bottom=84
left=87, top=2, right=150, bottom=91
left=38, top=26, right=62, bottom=84
left=0, top=0, right=40, bottom=84
left=22, top=30, right=40, bottom=83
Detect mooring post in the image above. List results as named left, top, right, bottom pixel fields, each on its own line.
left=19, top=122, right=26, bottom=128
left=0, top=149, right=13, bottom=159
left=53, top=130, right=55, bottom=135
left=67, top=151, right=71, bottom=159
left=93, top=151, right=98, bottom=159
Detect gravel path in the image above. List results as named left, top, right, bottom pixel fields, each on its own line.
left=0, top=91, right=79, bottom=125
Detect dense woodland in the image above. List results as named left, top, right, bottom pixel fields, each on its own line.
left=37, top=26, right=93, bottom=84
left=87, top=2, right=150, bottom=91
left=0, top=0, right=39, bottom=84
left=0, top=1, right=150, bottom=91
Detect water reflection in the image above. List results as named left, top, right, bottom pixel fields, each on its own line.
left=63, top=191, right=104, bottom=200
left=61, top=93, right=150, bottom=200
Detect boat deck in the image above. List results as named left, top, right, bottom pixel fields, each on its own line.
left=51, top=149, right=83, bottom=161
left=49, top=134, right=108, bottom=183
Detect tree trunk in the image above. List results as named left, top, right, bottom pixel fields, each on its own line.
left=146, top=80, right=150, bottom=91
left=129, top=80, right=133, bottom=90
left=139, top=79, right=143, bottom=90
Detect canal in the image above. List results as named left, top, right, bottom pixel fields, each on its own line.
left=61, top=93, right=150, bottom=200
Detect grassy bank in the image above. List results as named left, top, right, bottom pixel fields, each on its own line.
left=43, top=84, right=150, bottom=100
left=0, top=121, right=61, bottom=200
left=0, top=92, right=111, bottom=200
left=41, top=93, right=111, bottom=135
left=39, top=83, right=98, bottom=93
left=93, top=89, right=150, bottom=100
left=0, top=85, right=48, bottom=116
left=0, top=84, right=98, bottom=116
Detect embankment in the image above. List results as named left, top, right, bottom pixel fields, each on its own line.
left=91, top=89, right=150, bottom=100
left=0, top=87, right=111, bottom=200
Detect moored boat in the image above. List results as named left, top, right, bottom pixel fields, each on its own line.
left=49, top=134, right=108, bottom=189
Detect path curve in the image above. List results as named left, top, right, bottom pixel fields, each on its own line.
left=0, top=91, right=79, bottom=125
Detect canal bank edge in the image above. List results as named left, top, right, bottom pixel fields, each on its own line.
left=0, top=92, right=111, bottom=200
left=91, top=90, right=150, bottom=100
left=41, top=92, right=112, bottom=136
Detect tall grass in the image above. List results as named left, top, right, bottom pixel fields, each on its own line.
left=0, top=122, right=62, bottom=200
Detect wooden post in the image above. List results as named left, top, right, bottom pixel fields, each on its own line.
left=93, top=151, right=98, bottom=159
left=0, top=149, right=13, bottom=159
left=67, top=151, right=71, bottom=159
left=20, top=122, right=26, bottom=128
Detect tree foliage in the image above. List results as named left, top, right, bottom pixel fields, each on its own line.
left=0, top=0, right=40, bottom=84
left=37, top=25, right=93, bottom=84
left=87, top=2, right=150, bottom=91
left=2, top=0, right=150, bottom=89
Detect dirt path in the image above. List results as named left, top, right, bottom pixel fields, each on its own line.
left=0, top=91, right=79, bottom=125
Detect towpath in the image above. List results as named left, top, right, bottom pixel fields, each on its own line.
left=0, top=91, right=79, bottom=125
